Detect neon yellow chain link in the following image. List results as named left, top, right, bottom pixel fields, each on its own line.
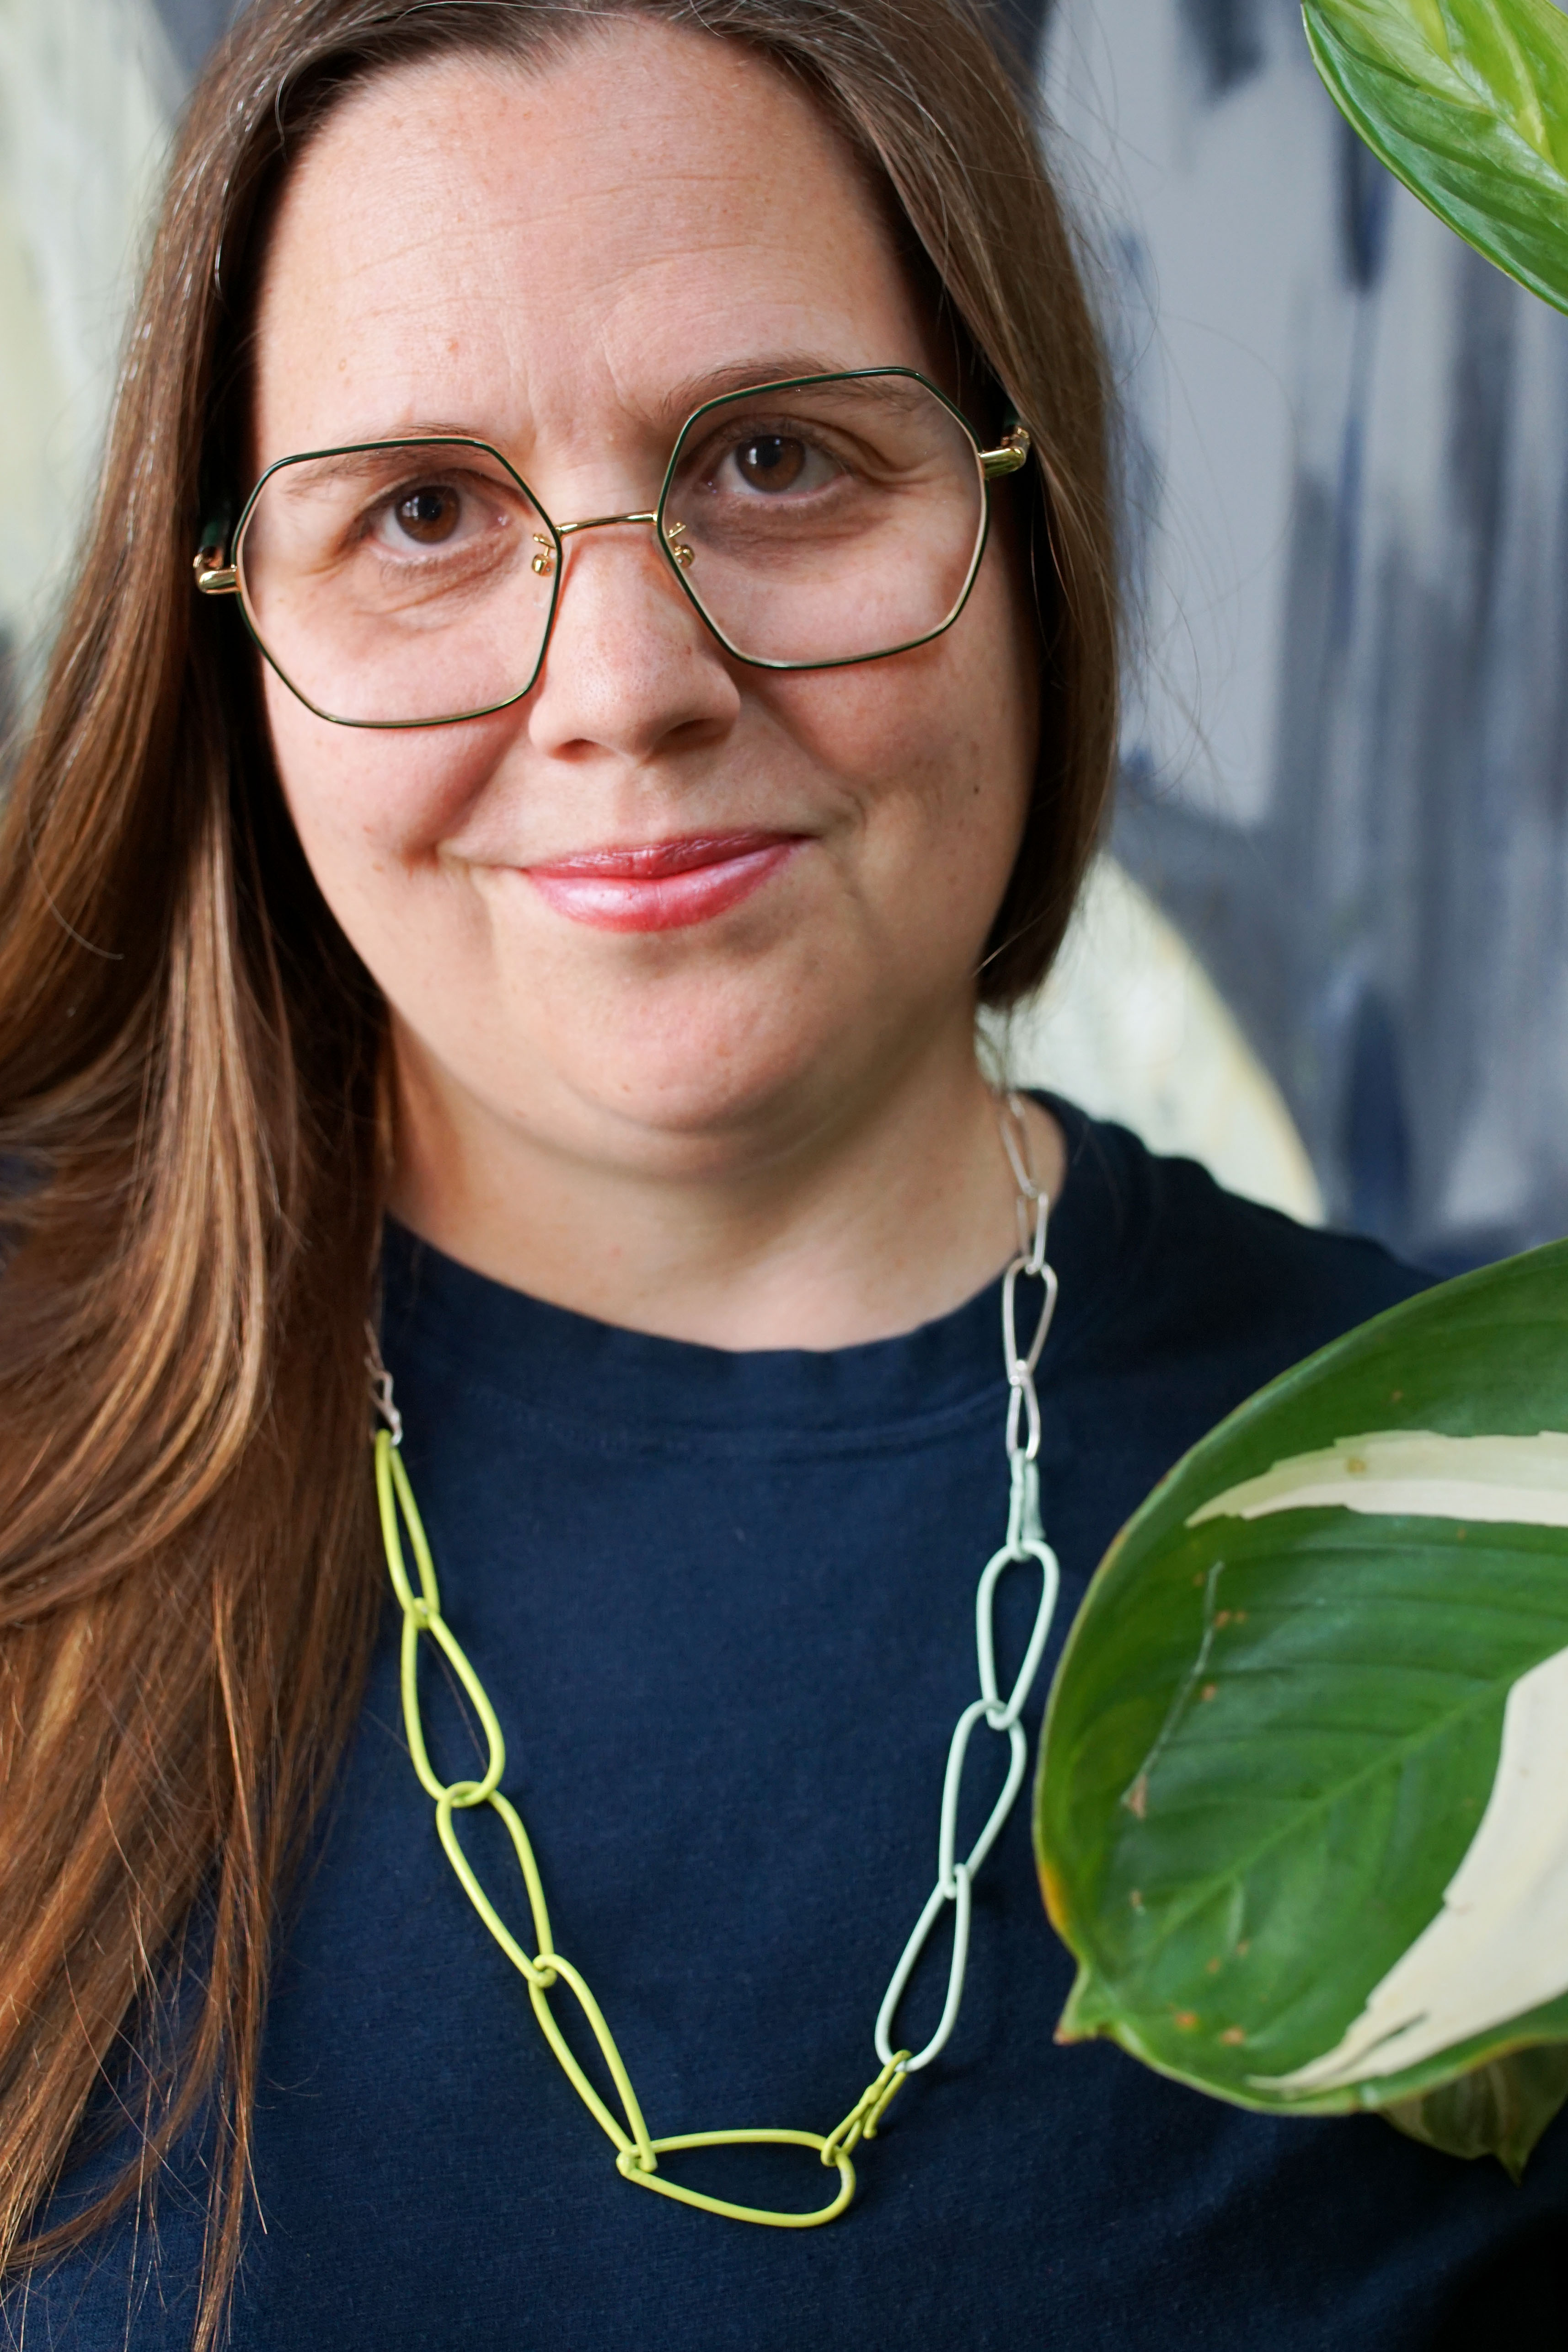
left=375, top=1429, right=908, bottom=2227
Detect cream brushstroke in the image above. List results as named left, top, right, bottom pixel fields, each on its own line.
left=1252, top=1642, right=1568, bottom=2089
left=1188, top=1429, right=1568, bottom=1529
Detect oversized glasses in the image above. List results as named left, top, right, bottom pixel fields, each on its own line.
left=193, top=369, right=1030, bottom=729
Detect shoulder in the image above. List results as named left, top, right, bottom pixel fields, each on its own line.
left=1042, top=1096, right=1432, bottom=1408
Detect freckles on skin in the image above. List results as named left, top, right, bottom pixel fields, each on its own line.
left=255, top=41, right=916, bottom=477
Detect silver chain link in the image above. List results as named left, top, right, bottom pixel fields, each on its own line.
left=872, top=1091, right=1061, bottom=2074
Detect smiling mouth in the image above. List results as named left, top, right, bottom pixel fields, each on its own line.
left=524, top=830, right=802, bottom=932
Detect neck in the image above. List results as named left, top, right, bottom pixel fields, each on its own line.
left=386, top=1022, right=1064, bottom=1352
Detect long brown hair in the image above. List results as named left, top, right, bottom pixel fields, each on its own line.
left=0, top=0, right=1115, bottom=2338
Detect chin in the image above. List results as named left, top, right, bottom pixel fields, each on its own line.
left=579, top=1049, right=829, bottom=1146
left=551, top=1002, right=853, bottom=1151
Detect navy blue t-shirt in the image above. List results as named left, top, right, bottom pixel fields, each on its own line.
left=11, top=1105, right=1568, bottom=2348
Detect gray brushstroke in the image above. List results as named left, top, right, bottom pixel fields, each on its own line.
left=1180, top=0, right=1267, bottom=98
left=147, top=0, right=237, bottom=71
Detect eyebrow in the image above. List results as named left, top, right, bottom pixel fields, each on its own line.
left=320, top=360, right=894, bottom=456
left=660, top=354, right=882, bottom=414
left=262, top=358, right=922, bottom=487
left=267, top=435, right=505, bottom=488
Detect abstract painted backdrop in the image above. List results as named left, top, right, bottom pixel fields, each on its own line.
left=1038, top=0, right=1568, bottom=1268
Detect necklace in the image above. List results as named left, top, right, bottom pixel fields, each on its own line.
left=368, top=1093, right=1060, bottom=2229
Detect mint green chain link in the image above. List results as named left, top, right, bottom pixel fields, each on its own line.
left=375, top=1428, right=905, bottom=2226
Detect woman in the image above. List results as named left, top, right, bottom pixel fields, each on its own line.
left=0, top=0, right=1562, bottom=2343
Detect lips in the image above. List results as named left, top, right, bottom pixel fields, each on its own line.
left=524, top=830, right=800, bottom=932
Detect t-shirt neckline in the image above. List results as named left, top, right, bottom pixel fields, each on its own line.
left=380, top=1095, right=1141, bottom=1443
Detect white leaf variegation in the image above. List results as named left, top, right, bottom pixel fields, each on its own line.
left=1188, top=1428, right=1568, bottom=1529
left=1189, top=1428, right=1568, bottom=2092
left=1254, top=1643, right=1568, bottom=2089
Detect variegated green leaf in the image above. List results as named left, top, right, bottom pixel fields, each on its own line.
left=1304, top=0, right=1568, bottom=314
left=1035, top=1243, right=1568, bottom=2168
left=1385, top=2043, right=1568, bottom=2176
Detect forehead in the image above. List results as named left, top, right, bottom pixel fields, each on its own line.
left=252, top=21, right=936, bottom=465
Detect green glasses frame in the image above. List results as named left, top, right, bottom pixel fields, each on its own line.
left=193, top=366, right=1032, bottom=730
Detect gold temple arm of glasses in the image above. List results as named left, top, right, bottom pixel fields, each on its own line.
left=193, top=545, right=238, bottom=595
left=978, top=426, right=1031, bottom=481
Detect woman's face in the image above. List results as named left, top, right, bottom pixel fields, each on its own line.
left=252, top=23, right=1038, bottom=1178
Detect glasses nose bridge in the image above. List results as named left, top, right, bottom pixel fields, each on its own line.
left=531, top=506, right=695, bottom=579
left=555, top=507, right=659, bottom=540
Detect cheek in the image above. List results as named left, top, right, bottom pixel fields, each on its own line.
left=764, top=579, right=1035, bottom=891
left=262, top=673, right=508, bottom=891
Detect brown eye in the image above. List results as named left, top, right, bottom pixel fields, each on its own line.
left=394, top=485, right=461, bottom=543
left=736, top=435, right=807, bottom=493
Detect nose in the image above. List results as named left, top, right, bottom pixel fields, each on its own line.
left=524, top=513, right=739, bottom=763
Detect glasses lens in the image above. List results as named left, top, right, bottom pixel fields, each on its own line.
left=236, top=440, right=555, bottom=724
left=660, top=375, right=985, bottom=666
